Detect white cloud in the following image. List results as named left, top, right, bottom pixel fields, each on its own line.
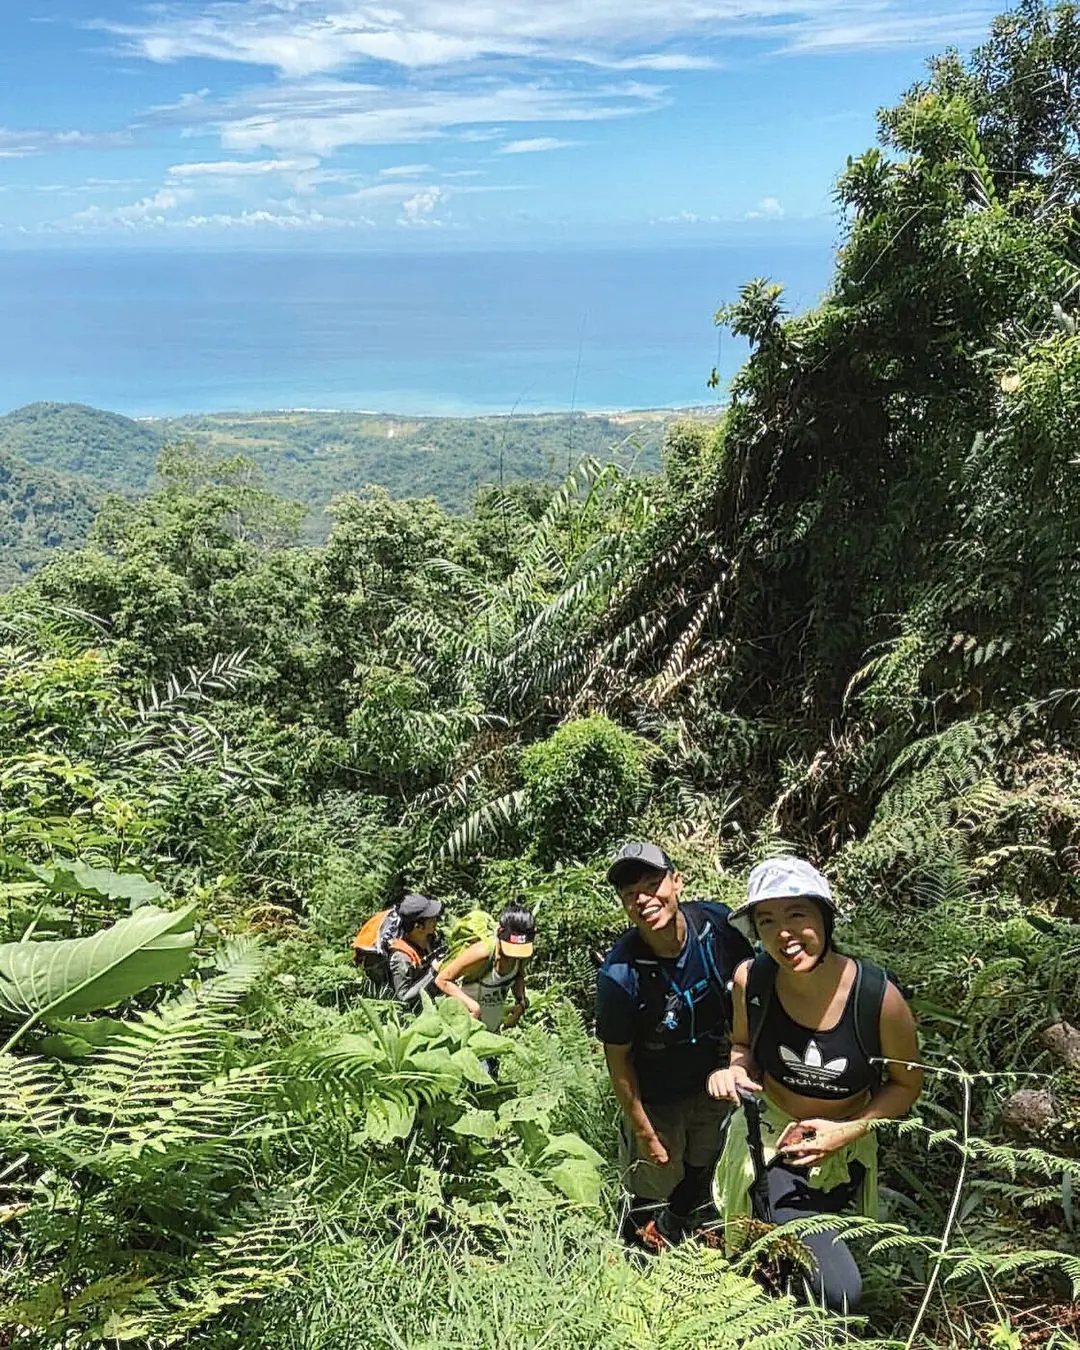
left=746, top=194, right=784, bottom=218
left=101, top=1, right=999, bottom=75
left=0, top=127, right=128, bottom=158
left=56, top=192, right=376, bottom=234
left=379, top=162, right=433, bottom=177
left=787, top=9, right=996, bottom=52
left=69, top=187, right=192, bottom=230
left=652, top=209, right=722, bottom=224
left=399, top=184, right=446, bottom=226
left=580, top=53, right=719, bottom=70
left=174, top=78, right=665, bottom=156
left=499, top=137, right=576, bottom=154
left=167, top=156, right=321, bottom=177
left=173, top=207, right=375, bottom=229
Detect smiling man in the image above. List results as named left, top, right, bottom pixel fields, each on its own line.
left=595, top=840, right=753, bottom=1251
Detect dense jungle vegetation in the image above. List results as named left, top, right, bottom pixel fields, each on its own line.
left=3, top=3, right=1080, bottom=1345
left=0, top=404, right=671, bottom=581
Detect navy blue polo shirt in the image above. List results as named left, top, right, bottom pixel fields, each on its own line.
left=595, top=900, right=752, bottom=1105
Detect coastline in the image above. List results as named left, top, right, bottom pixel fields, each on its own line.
left=132, top=403, right=723, bottom=424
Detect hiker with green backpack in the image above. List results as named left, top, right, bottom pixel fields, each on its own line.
left=434, top=905, right=536, bottom=1032
left=708, top=857, right=922, bottom=1311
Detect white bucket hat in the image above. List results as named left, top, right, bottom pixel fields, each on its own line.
left=728, top=856, right=835, bottom=943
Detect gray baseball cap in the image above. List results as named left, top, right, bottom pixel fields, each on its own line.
left=397, top=893, right=443, bottom=925
left=606, top=841, right=674, bottom=889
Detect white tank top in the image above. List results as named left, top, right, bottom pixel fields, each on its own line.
left=460, top=955, right=521, bottom=1031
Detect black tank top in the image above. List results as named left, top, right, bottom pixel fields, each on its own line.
left=756, top=971, right=877, bottom=1101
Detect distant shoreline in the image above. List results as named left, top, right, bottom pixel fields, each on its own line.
left=130, top=404, right=723, bottom=424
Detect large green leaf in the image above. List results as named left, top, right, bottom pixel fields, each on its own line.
left=0, top=906, right=196, bottom=1037
left=450, top=1108, right=499, bottom=1141
left=546, top=1157, right=602, bottom=1206
left=38, top=1016, right=129, bottom=1060
left=21, top=860, right=166, bottom=907
left=363, top=1095, right=416, bottom=1143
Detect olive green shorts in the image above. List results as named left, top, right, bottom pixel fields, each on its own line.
left=620, top=1091, right=731, bottom=1201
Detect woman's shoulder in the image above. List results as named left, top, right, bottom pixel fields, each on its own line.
left=878, top=969, right=915, bottom=1019
left=732, top=956, right=753, bottom=988
left=441, top=938, right=494, bottom=979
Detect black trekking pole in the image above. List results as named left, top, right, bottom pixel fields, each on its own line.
left=738, top=1089, right=806, bottom=1298
left=737, top=1088, right=773, bottom=1224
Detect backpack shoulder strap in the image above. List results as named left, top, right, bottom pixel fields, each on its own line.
left=388, top=938, right=424, bottom=968
left=745, top=953, right=777, bottom=1059
left=851, top=958, right=888, bottom=1082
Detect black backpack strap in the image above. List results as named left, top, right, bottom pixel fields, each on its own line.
left=744, top=953, right=777, bottom=1060
left=851, top=958, right=888, bottom=1087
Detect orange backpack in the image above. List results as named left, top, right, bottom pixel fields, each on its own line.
left=352, top=909, right=423, bottom=978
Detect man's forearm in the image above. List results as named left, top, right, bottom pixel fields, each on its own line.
left=609, top=1062, right=658, bottom=1143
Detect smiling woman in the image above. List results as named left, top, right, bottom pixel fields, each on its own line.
left=708, top=857, right=922, bottom=1311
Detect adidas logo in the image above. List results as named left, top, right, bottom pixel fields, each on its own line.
left=779, top=1039, right=848, bottom=1079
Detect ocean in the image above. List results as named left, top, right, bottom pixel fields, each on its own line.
left=0, top=245, right=834, bottom=417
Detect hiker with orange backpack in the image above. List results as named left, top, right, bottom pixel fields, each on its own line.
left=352, top=893, right=444, bottom=1008
left=434, top=905, right=535, bottom=1032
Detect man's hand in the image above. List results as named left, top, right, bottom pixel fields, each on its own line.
left=636, top=1129, right=670, bottom=1166
left=777, top=1118, right=866, bottom=1167
left=706, top=1065, right=763, bottom=1103
left=503, top=1000, right=526, bottom=1029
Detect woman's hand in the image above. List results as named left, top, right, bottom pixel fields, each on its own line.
left=777, top=1117, right=867, bottom=1167
left=706, top=1064, right=763, bottom=1103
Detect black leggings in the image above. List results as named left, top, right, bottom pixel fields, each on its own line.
left=766, top=1161, right=865, bottom=1311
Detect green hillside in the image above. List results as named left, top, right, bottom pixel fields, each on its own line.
left=0, top=403, right=681, bottom=578
left=0, top=402, right=165, bottom=493
left=0, top=452, right=99, bottom=589
left=159, top=408, right=672, bottom=517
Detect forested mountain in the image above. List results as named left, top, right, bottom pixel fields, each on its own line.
left=0, top=401, right=165, bottom=491
left=1, top=5, right=1079, bottom=1347
left=160, top=408, right=670, bottom=515
left=0, top=403, right=672, bottom=517
left=0, top=403, right=674, bottom=577
left=0, top=450, right=99, bottom=588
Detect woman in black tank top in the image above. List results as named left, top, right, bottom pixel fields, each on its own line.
left=707, top=857, right=922, bottom=1311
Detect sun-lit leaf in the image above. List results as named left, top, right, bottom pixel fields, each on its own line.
left=0, top=905, right=196, bottom=1030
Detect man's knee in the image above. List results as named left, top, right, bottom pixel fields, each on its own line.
left=625, top=1149, right=685, bottom=1200
left=683, top=1093, right=730, bottom=1170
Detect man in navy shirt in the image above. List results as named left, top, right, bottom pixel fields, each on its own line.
left=596, top=841, right=753, bottom=1250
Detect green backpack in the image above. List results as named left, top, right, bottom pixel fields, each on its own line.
left=445, top=908, right=497, bottom=963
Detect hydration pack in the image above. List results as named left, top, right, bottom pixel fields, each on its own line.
left=445, top=908, right=498, bottom=963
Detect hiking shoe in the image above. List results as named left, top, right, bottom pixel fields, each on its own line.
left=631, top=1217, right=670, bottom=1254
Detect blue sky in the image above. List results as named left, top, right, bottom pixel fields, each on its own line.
left=0, top=0, right=1000, bottom=248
